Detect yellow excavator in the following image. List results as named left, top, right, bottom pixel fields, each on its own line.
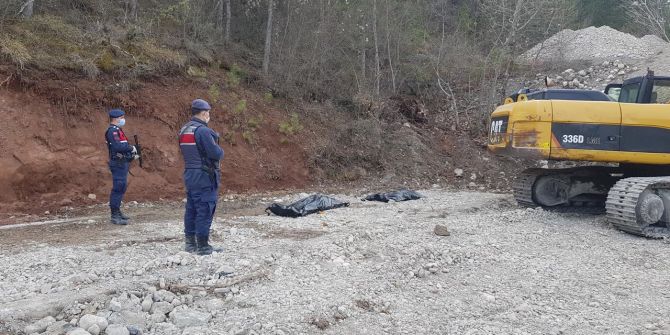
left=488, top=70, right=670, bottom=237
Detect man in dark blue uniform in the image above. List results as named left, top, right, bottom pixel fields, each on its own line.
left=105, top=109, right=138, bottom=225
left=178, top=99, right=224, bottom=255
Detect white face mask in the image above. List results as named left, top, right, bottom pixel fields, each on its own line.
left=118, top=119, right=126, bottom=127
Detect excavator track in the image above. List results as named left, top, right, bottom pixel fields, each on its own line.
left=514, top=167, right=616, bottom=213
left=513, top=169, right=540, bottom=207
left=606, top=177, right=670, bottom=238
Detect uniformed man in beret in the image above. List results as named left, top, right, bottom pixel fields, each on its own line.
left=105, top=109, right=139, bottom=225
left=178, top=99, right=224, bottom=255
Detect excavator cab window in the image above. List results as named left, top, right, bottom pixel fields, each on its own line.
left=619, top=82, right=641, bottom=103
left=606, top=87, right=621, bottom=101
left=652, top=79, right=670, bottom=104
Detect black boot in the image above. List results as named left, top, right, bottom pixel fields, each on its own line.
left=196, top=235, right=223, bottom=256
left=110, top=209, right=128, bottom=225
left=184, top=235, right=197, bottom=253
left=118, top=209, right=130, bottom=220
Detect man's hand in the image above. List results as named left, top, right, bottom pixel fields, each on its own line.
left=133, top=154, right=140, bottom=161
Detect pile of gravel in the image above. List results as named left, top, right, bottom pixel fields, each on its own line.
left=522, top=59, right=639, bottom=91
left=520, top=26, right=669, bottom=63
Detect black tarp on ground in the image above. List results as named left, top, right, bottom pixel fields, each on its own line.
left=362, top=190, right=423, bottom=203
left=266, top=194, right=350, bottom=218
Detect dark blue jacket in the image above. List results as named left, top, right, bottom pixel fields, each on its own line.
left=178, top=118, right=224, bottom=190
left=105, top=125, right=133, bottom=166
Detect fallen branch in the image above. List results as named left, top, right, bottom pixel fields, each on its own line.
left=164, top=269, right=270, bottom=293
left=0, top=73, right=13, bottom=88
left=109, top=43, right=139, bottom=66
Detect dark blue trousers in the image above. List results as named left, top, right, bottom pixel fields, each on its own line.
left=109, top=163, right=129, bottom=210
left=184, top=187, right=218, bottom=237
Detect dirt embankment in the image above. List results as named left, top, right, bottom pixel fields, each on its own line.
left=0, top=62, right=521, bottom=219
left=0, top=67, right=310, bottom=215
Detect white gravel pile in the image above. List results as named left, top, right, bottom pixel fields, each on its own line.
left=523, top=59, right=639, bottom=91
left=520, top=26, right=669, bottom=63
left=2, top=190, right=670, bottom=335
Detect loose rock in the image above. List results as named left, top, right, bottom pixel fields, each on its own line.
left=434, top=225, right=450, bottom=236
left=154, top=290, right=177, bottom=303
left=217, top=265, right=235, bottom=277
left=104, top=324, right=129, bottom=335
left=109, top=299, right=123, bottom=312
left=151, top=301, right=174, bottom=315
left=87, top=324, right=100, bottom=335
left=141, top=298, right=152, bottom=313
left=150, top=323, right=179, bottom=334
left=25, top=316, right=56, bottom=334
left=45, top=321, right=72, bottom=335
left=126, top=325, right=142, bottom=335
left=78, top=314, right=107, bottom=332
left=169, top=309, right=212, bottom=328
left=66, top=328, right=91, bottom=335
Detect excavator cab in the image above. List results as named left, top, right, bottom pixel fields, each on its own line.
left=607, top=70, right=670, bottom=104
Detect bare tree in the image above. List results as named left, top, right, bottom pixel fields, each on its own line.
left=216, top=0, right=232, bottom=42
left=122, top=0, right=137, bottom=23
left=225, top=0, right=231, bottom=42
left=263, top=0, right=274, bottom=75
left=18, top=0, right=34, bottom=18
left=360, top=28, right=367, bottom=91
left=129, top=0, right=137, bottom=22
left=358, top=7, right=367, bottom=93
left=628, top=0, right=670, bottom=42
left=385, top=0, right=396, bottom=94
left=217, top=0, right=224, bottom=34
left=372, top=0, right=380, bottom=96
left=477, top=0, right=573, bottom=102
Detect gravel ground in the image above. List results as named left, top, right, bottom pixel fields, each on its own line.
left=2, top=189, right=670, bottom=335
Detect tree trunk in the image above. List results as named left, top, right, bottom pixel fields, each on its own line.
left=225, top=0, right=231, bottom=42
left=385, top=0, right=396, bottom=94
left=373, top=0, right=380, bottom=96
left=359, top=12, right=366, bottom=93
left=360, top=35, right=366, bottom=85
left=262, top=0, right=274, bottom=75
left=217, top=0, right=224, bottom=34
left=129, top=0, right=137, bottom=22
left=18, top=0, right=34, bottom=18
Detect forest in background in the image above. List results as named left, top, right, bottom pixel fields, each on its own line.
left=0, top=0, right=669, bottom=191
left=3, top=1, right=665, bottom=129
